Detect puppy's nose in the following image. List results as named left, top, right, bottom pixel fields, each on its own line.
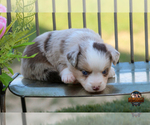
left=92, top=86, right=100, bottom=91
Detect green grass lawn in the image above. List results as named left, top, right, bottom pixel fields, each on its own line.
left=56, top=96, right=150, bottom=112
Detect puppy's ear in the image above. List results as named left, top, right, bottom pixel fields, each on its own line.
left=105, top=44, right=120, bottom=65
left=67, top=45, right=80, bottom=67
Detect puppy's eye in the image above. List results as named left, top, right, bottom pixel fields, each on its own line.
left=102, top=70, right=107, bottom=75
left=102, top=69, right=108, bottom=76
left=82, top=71, right=89, bottom=76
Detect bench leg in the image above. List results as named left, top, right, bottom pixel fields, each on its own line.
left=21, top=97, right=27, bottom=125
left=21, top=97, right=27, bottom=112
left=0, top=82, right=6, bottom=125
left=0, top=91, right=6, bottom=112
left=0, top=81, right=6, bottom=112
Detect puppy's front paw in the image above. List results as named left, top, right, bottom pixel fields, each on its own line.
left=61, top=73, right=75, bottom=84
left=108, top=67, right=115, bottom=78
left=60, top=68, right=76, bottom=84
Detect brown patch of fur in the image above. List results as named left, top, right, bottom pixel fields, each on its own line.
left=23, top=42, right=51, bottom=65
left=103, top=52, right=112, bottom=77
left=76, top=52, right=92, bottom=72
left=67, top=51, right=79, bottom=67
left=106, top=51, right=113, bottom=63
left=101, top=51, right=112, bottom=76
left=67, top=52, right=73, bottom=61
left=44, top=33, right=52, bottom=52
left=93, top=42, right=107, bottom=52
